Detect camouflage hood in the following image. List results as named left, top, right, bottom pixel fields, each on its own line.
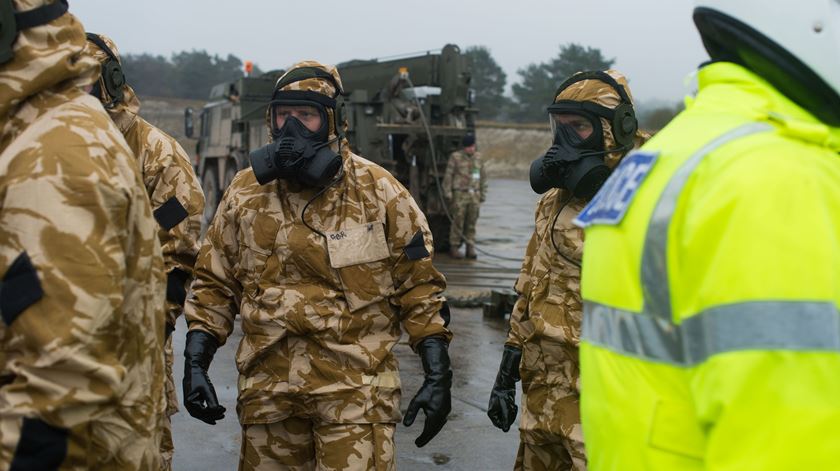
left=554, top=69, right=648, bottom=168
left=83, top=33, right=141, bottom=134
left=0, top=0, right=98, bottom=138
left=269, top=60, right=347, bottom=149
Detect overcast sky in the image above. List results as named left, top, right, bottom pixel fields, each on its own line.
left=70, top=0, right=708, bottom=105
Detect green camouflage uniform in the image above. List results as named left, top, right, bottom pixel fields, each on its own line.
left=506, top=70, right=649, bottom=471
left=185, top=61, right=451, bottom=470
left=442, top=149, right=487, bottom=247
left=86, top=35, right=205, bottom=470
left=0, top=3, right=166, bottom=469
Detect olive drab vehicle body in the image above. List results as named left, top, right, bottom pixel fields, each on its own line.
left=186, top=44, right=477, bottom=247
left=184, top=75, right=276, bottom=225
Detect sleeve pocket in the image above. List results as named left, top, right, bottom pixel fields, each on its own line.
left=236, top=209, right=280, bottom=285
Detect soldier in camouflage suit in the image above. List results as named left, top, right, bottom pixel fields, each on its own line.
left=0, top=1, right=166, bottom=469
left=487, top=70, right=649, bottom=470
left=183, top=61, right=453, bottom=470
left=442, top=134, right=487, bottom=259
left=85, top=33, right=205, bottom=471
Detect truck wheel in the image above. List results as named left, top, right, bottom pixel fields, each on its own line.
left=202, top=164, right=219, bottom=229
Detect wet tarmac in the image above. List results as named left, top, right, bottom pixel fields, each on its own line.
left=171, top=178, right=541, bottom=470
left=439, top=178, right=540, bottom=297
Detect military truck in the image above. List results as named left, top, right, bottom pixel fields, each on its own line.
left=184, top=74, right=277, bottom=226
left=185, top=44, right=476, bottom=248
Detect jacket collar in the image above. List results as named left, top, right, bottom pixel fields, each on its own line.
left=694, top=62, right=840, bottom=151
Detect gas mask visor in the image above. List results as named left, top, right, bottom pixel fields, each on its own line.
left=547, top=103, right=605, bottom=151
left=268, top=90, right=335, bottom=141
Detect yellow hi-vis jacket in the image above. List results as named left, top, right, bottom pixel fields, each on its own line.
left=576, top=62, right=840, bottom=470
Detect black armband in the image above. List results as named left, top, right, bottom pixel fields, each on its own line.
left=154, top=196, right=189, bottom=231
left=403, top=230, right=430, bottom=260
left=1, top=251, right=44, bottom=326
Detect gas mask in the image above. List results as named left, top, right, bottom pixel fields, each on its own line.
left=249, top=99, right=342, bottom=187
left=529, top=119, right=612, bottom=198
left=529, top=71, right=639, bottom=198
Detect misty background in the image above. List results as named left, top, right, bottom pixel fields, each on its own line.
left=70, top=0, right=709, bottom=127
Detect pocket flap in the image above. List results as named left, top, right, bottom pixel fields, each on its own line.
left=326, top=223, right=390, bottom=268
left=648, top=399, right=706, bottom=460
left=362, top=371, right=401, bottom=389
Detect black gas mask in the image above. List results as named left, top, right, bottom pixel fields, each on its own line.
left=249, top=70, right=345, bottom=187
left=530, top=121, right=612, bottom=198
left=249, top=102, right=341, bottom=187
left=529, top=71, right=638, bottom=199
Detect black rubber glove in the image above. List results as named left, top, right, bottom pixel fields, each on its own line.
left=183, top=330, right=226, bottom=425
left=403, top=336, right=452, bottom=448
left=487, top=345, right=521, bottom=432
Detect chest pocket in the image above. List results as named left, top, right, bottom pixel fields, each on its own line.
left=326, top=222, right=395, bottom=312
left=237, top=209, right=281, bottom=288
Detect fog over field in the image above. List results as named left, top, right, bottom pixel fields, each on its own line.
left=71, top=0, right=708, bottom=105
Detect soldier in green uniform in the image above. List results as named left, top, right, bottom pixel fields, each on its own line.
left=442, top=134, right=487, bottom=259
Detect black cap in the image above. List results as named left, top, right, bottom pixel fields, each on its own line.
left=462, top=133, right=476, bottom=147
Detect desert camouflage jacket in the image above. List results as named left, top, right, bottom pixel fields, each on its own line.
left=0, top=5, right=165, bottom=435
left=442, top=150, right=487, bottom=202
left=185, top=147, right=451, bottom=424
left=506, top=188, right=585, bottom=389
left=107, top=85, right=204, bottom=328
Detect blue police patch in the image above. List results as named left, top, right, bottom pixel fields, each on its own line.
left=573, top=151, right=659, bottom=228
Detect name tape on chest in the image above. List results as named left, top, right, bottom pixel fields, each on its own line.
left=326, top=222, right=390, bottom=268
left=573, top=151, right=659, bottom=228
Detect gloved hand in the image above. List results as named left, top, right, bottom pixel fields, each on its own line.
left=487, top=345, right=521, bottom=432
left=183, top=330, right=226, bottom=425
left=403, top=336, right=452, bottom=448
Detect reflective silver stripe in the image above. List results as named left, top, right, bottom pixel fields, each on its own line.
left=583, top=301, right=840, bottom=366
left=583, top=302, right=685, bottom=365
left=641, top=123, right=774, bottom=320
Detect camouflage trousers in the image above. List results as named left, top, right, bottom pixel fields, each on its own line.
left=159, top=335, right=179, bottom=471
left=514, top=383, right=586, bottom=471
left=0, top=411, right=161, bottom=470
left=448, top=191, right=481, bottom=247
left=239, top=418, right=395, bottom=471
